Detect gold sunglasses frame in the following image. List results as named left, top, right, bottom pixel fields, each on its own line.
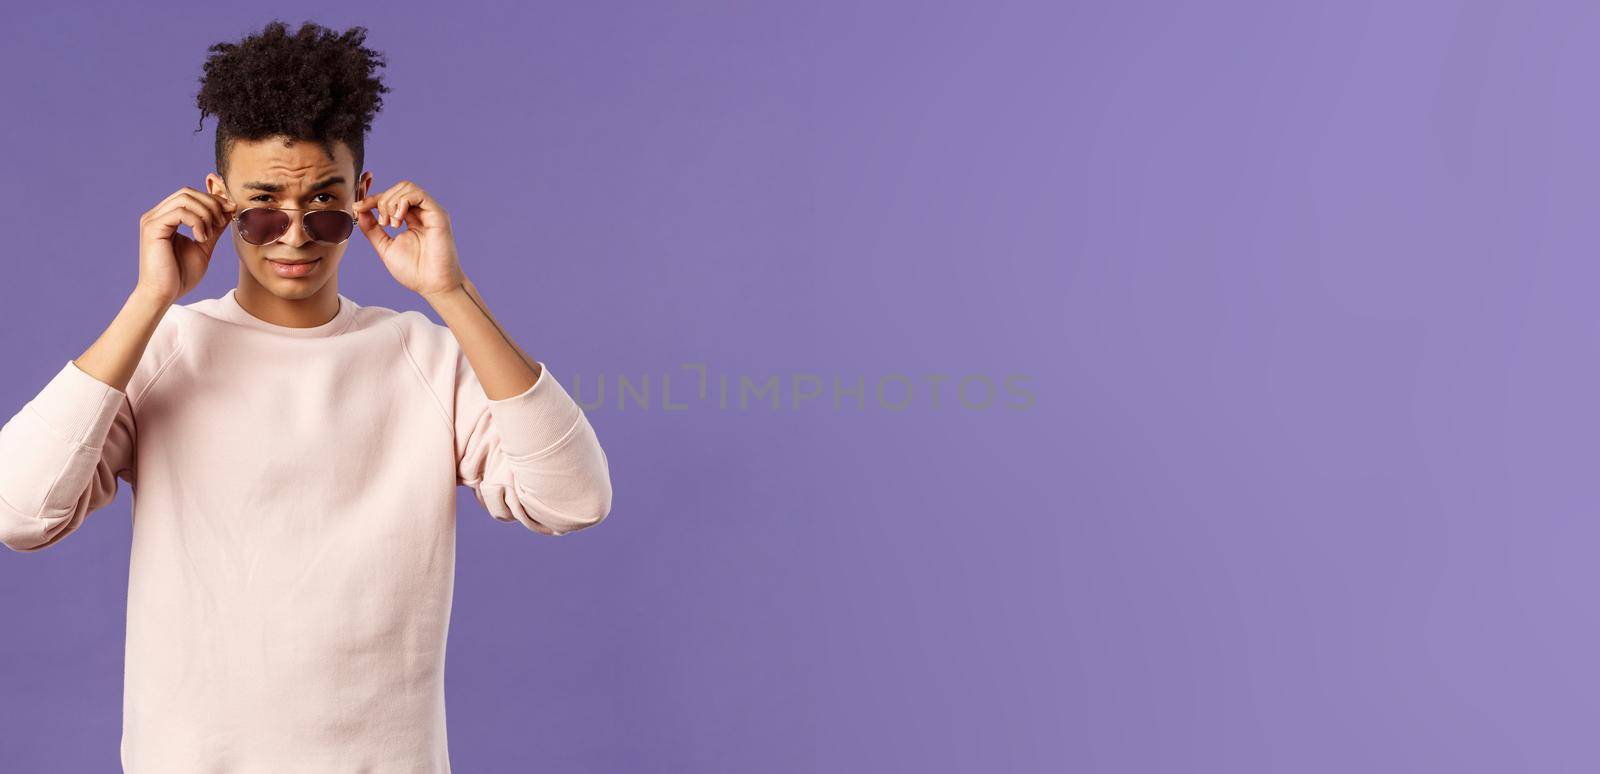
left=230, top=206, right=359, bottom=246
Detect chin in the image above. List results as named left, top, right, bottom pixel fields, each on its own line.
left=257, top=272, right=319, bottom=294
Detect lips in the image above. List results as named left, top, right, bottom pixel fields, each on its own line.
left=267, top=256, right=322, bottom=278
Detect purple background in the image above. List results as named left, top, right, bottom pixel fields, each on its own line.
left=0, top=1, right=1577, bottom=772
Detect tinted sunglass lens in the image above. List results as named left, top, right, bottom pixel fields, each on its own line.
left=238, top=209, right=290, bottom=246
left=304, top=211, right=355, bottom=244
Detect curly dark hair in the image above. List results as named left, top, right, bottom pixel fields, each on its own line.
left=194, top=20, right=390, bottom=179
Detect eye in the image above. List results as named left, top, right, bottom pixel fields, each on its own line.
left=249, top=193, right=337, bottom=204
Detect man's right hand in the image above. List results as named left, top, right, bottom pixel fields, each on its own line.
left=135, top=187, right=235, bottom=305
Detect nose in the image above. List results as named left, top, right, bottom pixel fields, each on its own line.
left=278, top=212, right=313, bottom=248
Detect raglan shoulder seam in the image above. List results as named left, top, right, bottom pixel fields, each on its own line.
left=387, top=313, right=455, bottom=435
left=129, top=305, right=192, bottom=413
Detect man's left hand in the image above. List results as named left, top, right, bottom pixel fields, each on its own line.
left=355, top=180, right=467, bottom=298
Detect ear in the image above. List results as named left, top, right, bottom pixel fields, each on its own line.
left=357, top=169, right=374, bottom=202
left=204, top=172, right=230, bottom=203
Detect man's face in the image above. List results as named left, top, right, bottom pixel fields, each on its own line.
left=205, top=136, right=373, bottom=300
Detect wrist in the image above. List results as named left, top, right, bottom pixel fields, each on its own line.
left=421, top=281, right=469, bottom=307
left=128, top=287, right=174, bottom=313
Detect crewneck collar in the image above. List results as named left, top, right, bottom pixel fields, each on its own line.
left=215, top=287, right=359, bottom=338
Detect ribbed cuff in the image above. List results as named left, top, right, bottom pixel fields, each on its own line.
left=28, top=361, right=125, bottom=448
left=483, top=362, right=584, bottom=459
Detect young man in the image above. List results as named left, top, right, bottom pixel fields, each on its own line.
left=0, top=20, right=613, bottom=771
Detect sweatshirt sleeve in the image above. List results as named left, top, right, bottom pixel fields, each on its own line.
left=454, top=355, right=613, bottom=537
left=0, top=360, right=136, bottom=553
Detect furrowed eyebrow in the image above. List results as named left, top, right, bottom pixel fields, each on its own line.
left=240, top=176, right=347, bottom=194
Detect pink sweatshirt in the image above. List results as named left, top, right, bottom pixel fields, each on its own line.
left=0, top=287, right=613, bottom=772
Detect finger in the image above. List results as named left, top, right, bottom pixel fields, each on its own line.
left=174, top=201, right=216, bottom=243
left=146, top=199, right=209, bottom=237
left=379, top=187, right=402, bottom=228
left=176, top=190, right=228, bottom=235
left=380, top=181, right=418, bottom=227
left=206, top=191, right=235, bottom=228
left=362, top=181, right=395, bottom=226
left=219, top=196, right=238, bottom=237
left=354, top=184, right=390, bottom=213
left=178, top=188, right=223, bottom=224
left=143, top=188, right=191, bottom=223
left=401, top=202, right=423, bottom=229
left=355, top=206, right=393, bottom=251
left=375, top=199, right=396, bottom=230
left=174, top=203, right=211, bottom=243
left=201, top=206, right=231, bottom=248
left=353, top=194, right=377, bottom=226
left=152, top=186, right=199, bottom=211
left=370, top=190, right=389, bottom=227
left=150, top=201, right=210, bottom=243
left=146, top=187, right=226, bottom=238
left=397, top=185, right=444, bottom=228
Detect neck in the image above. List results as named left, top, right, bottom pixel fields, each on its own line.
left=234, top=275, right=341, bottom=328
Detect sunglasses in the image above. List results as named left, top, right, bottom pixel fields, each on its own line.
left=232, top=206, right=358, bottom=247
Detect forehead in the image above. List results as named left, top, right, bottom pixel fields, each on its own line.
left=226, top=136, right=355, bottom=190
